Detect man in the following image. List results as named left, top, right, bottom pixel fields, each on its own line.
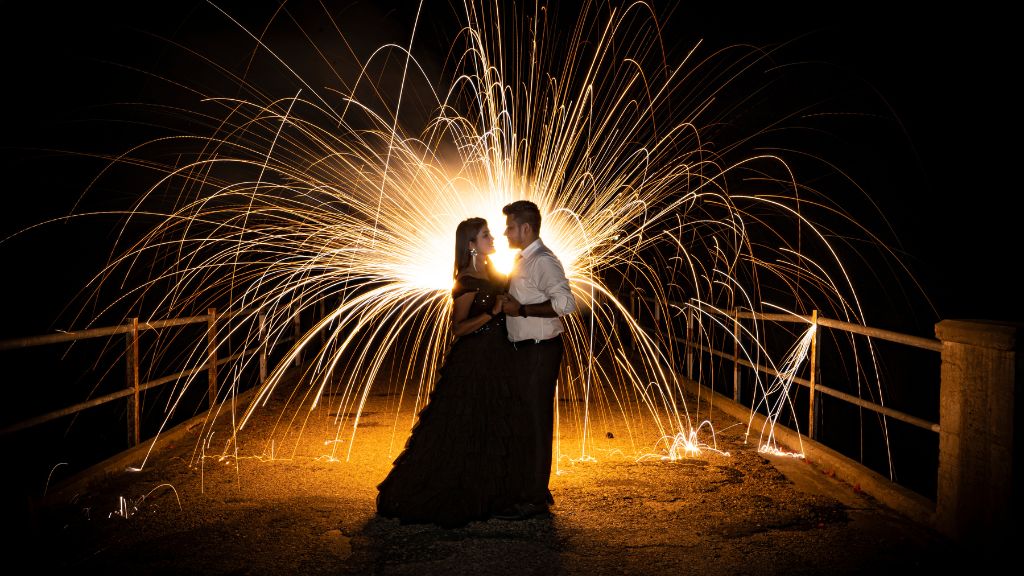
left=498, top=199, right=576, bottom=520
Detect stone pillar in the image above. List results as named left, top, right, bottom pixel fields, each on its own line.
left=934, top=319, right=1019, bottom=550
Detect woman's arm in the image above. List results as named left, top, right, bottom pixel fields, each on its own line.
left=451, top=291, right=504, bottom=337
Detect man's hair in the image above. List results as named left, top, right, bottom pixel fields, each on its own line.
left=502, top=200, right=542, bottom=233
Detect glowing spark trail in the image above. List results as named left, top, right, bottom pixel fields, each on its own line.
left=24, top=1, right=920, bottom=470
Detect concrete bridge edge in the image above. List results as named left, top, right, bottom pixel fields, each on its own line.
left=678, top=374, right=937, bottom=529
left=43, top=384, right=263, bottom=507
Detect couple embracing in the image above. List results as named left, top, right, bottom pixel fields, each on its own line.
left=376, top=200, right=576, bottom=528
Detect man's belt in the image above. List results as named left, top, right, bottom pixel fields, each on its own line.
left=512, top=335, right=561, bottom=347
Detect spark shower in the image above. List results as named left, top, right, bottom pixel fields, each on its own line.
left=15, top=1, right=926, bottom=470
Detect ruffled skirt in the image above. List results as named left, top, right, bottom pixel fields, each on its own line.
left=376, top=325, right=528, bottom=528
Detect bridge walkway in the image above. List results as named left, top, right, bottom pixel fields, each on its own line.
left=11, top=373, right=972, bottom=576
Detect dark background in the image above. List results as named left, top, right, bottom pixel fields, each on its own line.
left=1, top=1, right=1018, bottom=335
left=0, top=1, right=1018, bottom=501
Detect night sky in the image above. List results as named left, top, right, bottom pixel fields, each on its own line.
left=1, top=0, right=1019, bottom=339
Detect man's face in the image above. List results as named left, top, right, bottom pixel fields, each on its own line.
left=504, top=215, right=525, bottom=250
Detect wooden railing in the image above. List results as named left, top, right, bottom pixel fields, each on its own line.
left=629, top=292, right=1022, bottom=544
left=628, top=291, right=948, bottom=512
left=0, top=307, right=301, bottom=445
left=631, top=294, right=943, bottom=439
left=4, top=293, right=1013, bottom=542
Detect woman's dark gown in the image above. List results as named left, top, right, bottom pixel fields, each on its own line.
left=376, top=274, right=527, bottom=528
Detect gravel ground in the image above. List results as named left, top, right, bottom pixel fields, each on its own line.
left=12, top=373, right=971, bottom=576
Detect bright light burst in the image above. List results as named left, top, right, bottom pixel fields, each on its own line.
left=53, top=1, right=916, bottom=469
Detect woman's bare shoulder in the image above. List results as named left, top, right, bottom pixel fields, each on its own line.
left=453, top=274, right=485, bottom=297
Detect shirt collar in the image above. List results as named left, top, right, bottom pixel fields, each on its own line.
left=519, top=238, right=543, bottom=259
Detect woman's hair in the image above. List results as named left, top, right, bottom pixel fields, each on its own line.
left=453, top=217, right=487, bottom=278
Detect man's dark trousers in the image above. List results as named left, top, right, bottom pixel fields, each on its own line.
left=518, top=336, right=563, bottom=506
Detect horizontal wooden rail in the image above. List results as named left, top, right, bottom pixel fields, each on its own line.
left=632, top=293, right=942, bottom=438
left=0, top=309, right=253, bottom=352
left=638, top=296, right=943, bottom=353
left=679, top=337, right=940, bottom=432
left=814, top=316, right=943, bottom=352
left=0, top=303, right=296, bottom=440
left=0, top=345, right=260, bottom=437
left=0, top=325, right=134, bottom=350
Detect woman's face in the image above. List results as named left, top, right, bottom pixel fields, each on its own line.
left=472, top=225, right=496, bottom=255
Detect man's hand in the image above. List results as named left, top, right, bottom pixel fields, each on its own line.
left=501, top=294, right=521, bottom=317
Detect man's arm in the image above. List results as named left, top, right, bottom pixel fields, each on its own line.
left=510, top=253, right=573, bottom=318
left=512, top=299, right=557, bottom=318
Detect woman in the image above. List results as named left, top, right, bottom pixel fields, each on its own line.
left=376, top=217, right=528, bottom=528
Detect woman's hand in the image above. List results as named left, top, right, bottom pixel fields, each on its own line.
left=492, top=294, right=506, bottom=316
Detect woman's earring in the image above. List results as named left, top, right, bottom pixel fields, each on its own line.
left=469, top=247, right=478, bottom=270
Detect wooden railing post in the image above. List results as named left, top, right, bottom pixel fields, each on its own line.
left=808, top=310, right=819, bottom=440
left=207, top=308, right=218, bottom=409
left=258, top=312, right=268, bottom=384
left=732, top=312, right=741, bottom=403
left=125, top=317, right=140, bottom=446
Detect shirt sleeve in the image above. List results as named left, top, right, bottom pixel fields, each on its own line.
left=535, top=253, right=576, bottom=317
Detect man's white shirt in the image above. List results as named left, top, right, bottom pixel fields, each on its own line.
left=506, top=238, right=576, bottom=343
